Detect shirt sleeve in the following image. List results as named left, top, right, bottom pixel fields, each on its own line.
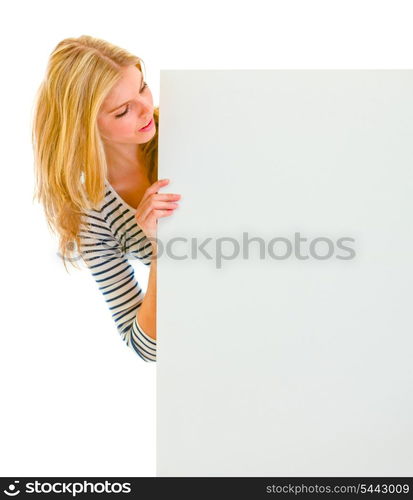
left=77, top=210, right=156, bottom=362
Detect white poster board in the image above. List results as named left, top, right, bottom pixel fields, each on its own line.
left=157, top=70, right=413, bottom=476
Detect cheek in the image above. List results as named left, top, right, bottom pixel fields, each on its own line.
left=118, top=114, right=140, bottom=134
left=105, top=118, right=134, bottom=138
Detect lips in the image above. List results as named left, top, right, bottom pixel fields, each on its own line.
left=139, top=118, right=153, bottom=130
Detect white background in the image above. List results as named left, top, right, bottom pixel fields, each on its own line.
left=1, top=0, right=413, bottom=478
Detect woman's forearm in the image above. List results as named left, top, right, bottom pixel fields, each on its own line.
left=136, top=245, right=157, bottom=340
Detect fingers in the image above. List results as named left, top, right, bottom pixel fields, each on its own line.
left=141, top=200, right=179, bottom=221
left=138, top=208, right=175, bottom=232
left=140, top=178, right=171, bottom=204
left=135, top=180, right=181, bottom=239
left=152, top=193, right=181, bottom=201
left=153, top=209, right=175, bottom=219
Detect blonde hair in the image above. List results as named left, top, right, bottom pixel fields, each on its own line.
left=32, top=35, right=158, bottom=271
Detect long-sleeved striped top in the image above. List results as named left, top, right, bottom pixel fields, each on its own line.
left=78, top=180, right=157, bottom=362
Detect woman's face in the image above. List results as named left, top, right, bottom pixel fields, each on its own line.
left=97, top=65, right=156, bottom=145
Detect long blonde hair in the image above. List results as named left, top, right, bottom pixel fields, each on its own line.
left=32, top=35, right=158, bottom=271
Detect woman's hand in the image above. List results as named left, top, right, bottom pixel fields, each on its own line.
left=134, top=179, right=181, bottom=248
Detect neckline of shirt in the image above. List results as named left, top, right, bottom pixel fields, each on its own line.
left=105, top=179, right=136, bottom=213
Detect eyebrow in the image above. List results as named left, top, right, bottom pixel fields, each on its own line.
left=108, top=74, right=143, bottom=113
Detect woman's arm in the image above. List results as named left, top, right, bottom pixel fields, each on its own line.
left=78, top=209, right=156, bottom=362
left=136, top=246, right=157, bottom=340
left=133, top=178, right=180, bottom=342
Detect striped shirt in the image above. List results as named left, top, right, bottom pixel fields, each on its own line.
left=78, top=180, right=157, bottom=362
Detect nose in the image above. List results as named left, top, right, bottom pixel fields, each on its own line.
left=139, top=100, right=153, bottom=119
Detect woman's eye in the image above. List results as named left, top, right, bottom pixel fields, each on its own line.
left=115, top=106, right=129, bottom=118
left=114, top=83, right=148, bottom=118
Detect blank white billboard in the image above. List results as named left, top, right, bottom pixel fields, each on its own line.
left=156, top=70, right=413, bottom=476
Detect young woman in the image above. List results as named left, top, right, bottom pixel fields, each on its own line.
left=32, top=35, right=181, bottom=362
